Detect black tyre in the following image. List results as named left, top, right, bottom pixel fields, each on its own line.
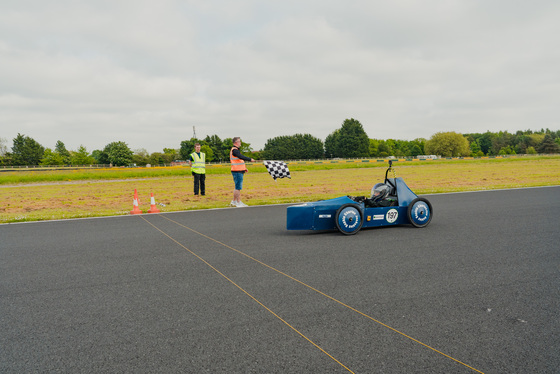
left=335, top=204, right=363, bottom=235
left=407, top=197, right=433, bottom=228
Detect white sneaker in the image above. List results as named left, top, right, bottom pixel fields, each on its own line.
left=237, top=201, right=248, bottom=207
left=230, top=200, right=239, bottom=207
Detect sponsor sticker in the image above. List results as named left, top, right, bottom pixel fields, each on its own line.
left=414, top=204, right=428, bottom=222
left=373, top=214, right=384, bottom=220
left=386, top=209, right=398, bottom=223
left=318, top=214, right=331, bottom=219
left=342, top=210, right=359, bottom=228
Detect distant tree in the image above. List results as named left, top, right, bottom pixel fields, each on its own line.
left=325, top=119, right=369, bottom=158
left=181, top=136, right=232, bottom=162
left=377, top=141, right=392, bottom=158
left=163, top=148, right=179, bottom=161
left=179, top=138, right=197, bottom=160
left=238, top=139, right=253, bottom=153
left=149, top=152, right=166, bottom=165
left=465, top=132, right=494, bottom=155
left=324, top=129, right=340, bottom=158
left=262, top=134, right=324, bottom=160
left=204, top=135, right=226, bottom=162
left=132, top=148, right=150, bottom=166
left=55, top=140, right=71, bottom=164
left=527, top=146, right=537, bottom=154
left=91, top=149, right=105, bottom=164
left=246, top=150, right=262, bottom=160
left=424, top=132, right=470, bottom=157
left=368, top=139, right=379, bottom=157
left=159, top=151, right=175, bottom=164
left=200, top=145, right=215, bottom=162
left=409, top=138, right=426, bottom=157
left=513, top=135, right=528, bottom=154
left=40, top=149, right=65, bottom=165
left=11, top=133, right=45, bottom=165
left=339, top=118, right=369, bottom=157
left=222, top=137, right=234, bottom=160
left=392, top=140, right=410, bottom=156
left=410, top=144, right=423, bottom=157
left=0, top=138, right=10, bottom=166
left=103, top=141, right=133, bottom=166
left=70, top=145, right=96, bottom=165
left=479, top=132, right=496, bottom=155
left=194, top=137, right=251, bottom=162
left=537, top=134, right=560, bottom=153
left=470, top=140, right=482, bottom=156
left=385, top=139, right=397, bottom=155
left=0, top=153, right=12, bottom=166
left=491, top=131, right=515, bottom=155
left=0, top=137, right=8, bottom=156
left=498, top=145, right=516, bottom=155
left=528, top=133, right=545, bottom=148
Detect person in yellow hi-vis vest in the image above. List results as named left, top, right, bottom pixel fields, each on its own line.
left=188, top=143, right=206, bottom=196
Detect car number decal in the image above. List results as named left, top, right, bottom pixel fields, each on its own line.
left=386, top=209, right=398, bottom=223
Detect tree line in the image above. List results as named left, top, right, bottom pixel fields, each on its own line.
left=1, top=119, right=559, bottom=167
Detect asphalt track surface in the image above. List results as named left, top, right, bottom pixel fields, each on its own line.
left=1, top=187, right=559, bottom=373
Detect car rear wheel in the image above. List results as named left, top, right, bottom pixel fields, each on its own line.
left=407, top=198, right=433, bottom=228
left=335, top=204, right=363, bottom=235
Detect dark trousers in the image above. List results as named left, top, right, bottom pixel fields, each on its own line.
left=193, top=172, right=206, bottom=195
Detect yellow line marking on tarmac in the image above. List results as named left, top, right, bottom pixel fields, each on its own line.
left=156, top=214, right=486, bottom=374
left=139, top=215, right=355, bottom=373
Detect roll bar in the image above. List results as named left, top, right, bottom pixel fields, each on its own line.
left=384, top=160, right=397, bottom=195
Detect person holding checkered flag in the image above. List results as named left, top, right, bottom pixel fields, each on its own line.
left=230, top=137, right=255, bottom=207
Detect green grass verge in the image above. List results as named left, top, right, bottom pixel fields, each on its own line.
left=1, top=155, right=557, bottom=185
left=1, top=155, right=558, bottom=223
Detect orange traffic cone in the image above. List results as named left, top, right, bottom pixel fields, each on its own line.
left=130, top=189, right=143, bottom=214
left=147, top=192, right=161, bottom=213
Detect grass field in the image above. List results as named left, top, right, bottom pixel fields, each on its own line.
left=1, top=156, right=559, bottom=223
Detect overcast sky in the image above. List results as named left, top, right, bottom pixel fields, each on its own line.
left=1, top=0, right=559, bottom=153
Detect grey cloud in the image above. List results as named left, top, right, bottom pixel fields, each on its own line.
left=1, top=0, right=558, bottom=153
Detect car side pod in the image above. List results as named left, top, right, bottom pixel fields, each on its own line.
left=286, top=203, right=315, bottom=230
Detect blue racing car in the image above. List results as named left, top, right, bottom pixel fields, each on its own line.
left=286, top=161, right=433, bottom=235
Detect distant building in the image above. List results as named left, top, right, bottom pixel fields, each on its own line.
left=171, top=160, right=188, bottom=166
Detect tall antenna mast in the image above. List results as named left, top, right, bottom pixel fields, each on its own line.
left=192, top=126, right=197, bottom=139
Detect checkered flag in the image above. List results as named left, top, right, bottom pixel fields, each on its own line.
left=263, top=160, right=291, bottom=181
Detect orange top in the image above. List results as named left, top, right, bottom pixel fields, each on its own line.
left=230, top=147, right=246, bottom=172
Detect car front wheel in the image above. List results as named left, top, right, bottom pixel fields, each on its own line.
left=335, top=204, right=363, bottom=235
left=407, top=197, right=433, bottom=228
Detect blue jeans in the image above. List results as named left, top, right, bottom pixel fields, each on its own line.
left=231, top=171, right=244, bottom=190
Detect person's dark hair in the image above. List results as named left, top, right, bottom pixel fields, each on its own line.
left=232, top=137, right=240, bottom=143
